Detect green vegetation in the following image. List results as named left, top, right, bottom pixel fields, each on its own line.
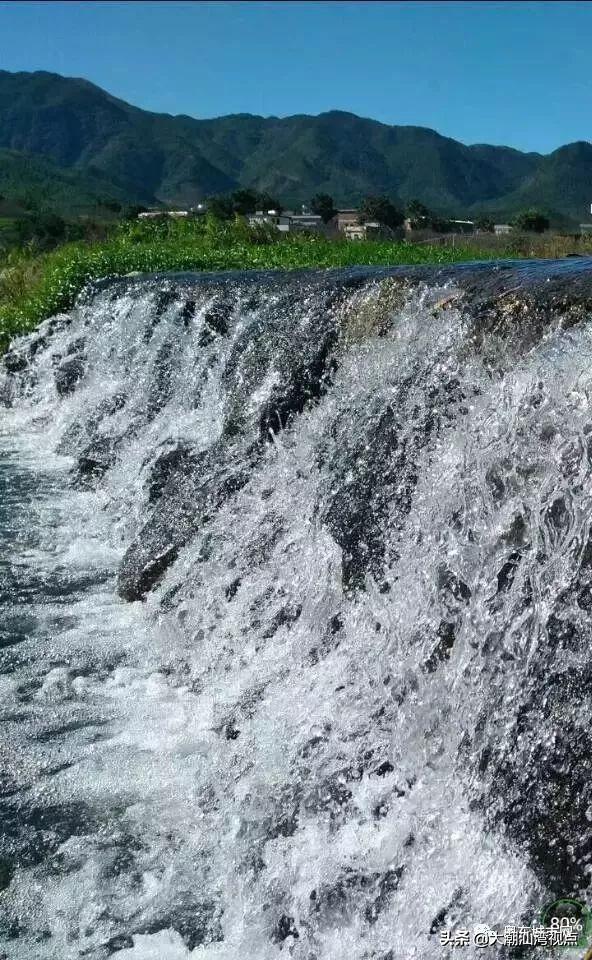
left=359, top=196, right=405, bottom=229
left=206, top=189, right=283, bottom=219
left=511, top=209, right=551, bottom=233
left=0, top=70, right=588, bottom=225
left=0, top=147, right=132, bottom=217
left=311, top=194, right=337, bottom=223
left=0, top=215, right=499, bottom=353
left=475, top=215, right=495, bottom=233
left=406, top=199, right=431, bottom=228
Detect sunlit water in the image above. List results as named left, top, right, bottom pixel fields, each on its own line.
left=1, top=267, right=591, bottom=958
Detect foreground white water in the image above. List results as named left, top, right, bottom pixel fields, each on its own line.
left=2, top=269, right=591, bottom=958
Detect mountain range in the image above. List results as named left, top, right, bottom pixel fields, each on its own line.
left=0, top=69, right=591, bottom=225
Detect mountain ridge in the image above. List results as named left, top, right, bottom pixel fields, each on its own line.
left=0, top=69, right=590, bottom=224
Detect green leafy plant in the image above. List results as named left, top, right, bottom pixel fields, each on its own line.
left=0, top=216, right=501, bottom=353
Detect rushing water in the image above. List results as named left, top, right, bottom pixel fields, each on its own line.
left=2, top=263, right=592, bottom=959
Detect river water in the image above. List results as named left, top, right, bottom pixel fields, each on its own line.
left=1, top=264, right=592, bottom=958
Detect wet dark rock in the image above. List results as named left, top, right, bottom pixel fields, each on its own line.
left=322, top=372, right=469, bottom=591
left=303, top=772, right=354, bottom=821
left=224, top=722, right=240, bottom=740
left=28, top=330, right=50, bottom=356
left=372, top=801, right=389, bottom=820
left=257, top=330, right=338, bottom=440
left=204, top=301, right=231, bottom=337
left=65, top=336, right=86, bottom=356
left=91, top=392, right=127, bottom=425
left=546, top=496, right=570, bottom=535
left=148, top=443, right=202, bottom=505
left=309, top=866, right=404, bottom=927
left=374, top=760, right=394, bottom=777
left=477, top=594, right=592, bottom=899
left=308, top=614, right=345, bottom=664
left=225, top=577, right=241, bottom=600
left=0, top=857, right=12, bottom=892
left=546, top=611, right=577, bottom=651
left=55, top=392, right=125, bottom=458
left=105, top=935, right=134, bottom=954
left=180, top=299, right=196, bottom=327
left=364, top=867, right=404, bottom=924
left=496, top=551, right=521, bottom=593
left=222, top=287, right=341, bottom=442
left=429, top=889, right=464, bottom=934
left=424, top=621, right=456, bottom=674
left=299, top=735, right=329, bottom=760
left=321, top=403, right=401, bottom=590
left=0, top=800, right=102, bottom=869
left=118, top=534, right=180, bottom=603
left=55, top=356, right=86, bottom=396
left=0, top=377, right=14, bottom=407
left=494, top=710, right=592, bottom=894
left=136, top=897, right=222, bottom=951
left=272, top=915, right=299, bottom=942
left=118, top=443, right=253, bottom=601
left=146, top=339, right=175, bottom=420
left=75, top=436, right=119, bottom=484
left=3, top=349, right=27, bottom=374
left=261, top=602, right=302, bottom=639
left=485, top=464, right=507, bottom=503
left=438, top=568, right=471, bottom=607
left=142, top=288, right=178, bottom=343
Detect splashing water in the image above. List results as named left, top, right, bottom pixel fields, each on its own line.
left=2, top=263, right=592, bottom=959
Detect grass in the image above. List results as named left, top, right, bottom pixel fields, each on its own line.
left=0, top=215, right=529, bottom=353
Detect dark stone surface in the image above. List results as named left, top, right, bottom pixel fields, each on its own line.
left=3, top=350, right=27, bottom=374
left=471, top=521, right=592, bottom=898
left=148, top=443, right=200, bottom=505
left=117, top=444, right=253, bottom=601
left=257, top=328, right=337, bottom=440
left=146, top=338, right=175, bottom=420
left=74, top=436, right=119, bottom=485
left=321, top=372, right=468, bottom=591
left=117, top=282, right=345, bottom=601
left=55, top=356, right=86, bottom=396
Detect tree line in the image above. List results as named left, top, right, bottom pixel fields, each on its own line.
left=0, top=184, right=553, bottom=257
left=205, top=189, right=552, bottom=234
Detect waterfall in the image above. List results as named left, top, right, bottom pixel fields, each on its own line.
left=2, top=260, right=592, bottom=959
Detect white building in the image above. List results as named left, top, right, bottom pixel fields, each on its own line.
left=247, top=210, right=292, bottom=232
left=247, top=210, right=323, bottom=233
left=287, top=212, right=323, bottom=231
left=343, top=223, right=366, bottom=241
left=448, top=219, right=475, bottom=233
left=138, top=210, right=190, bottom=220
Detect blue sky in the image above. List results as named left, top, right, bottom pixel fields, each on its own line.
left=0, top=1, right=589, bottom=153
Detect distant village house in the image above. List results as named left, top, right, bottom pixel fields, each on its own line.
left=135, top=202, right=507, bottom=241
left=247, top=210, right=291, bottom=232
left=247, top=207, right=324, bottom=233
left=138, top=209, right=190, bottom=220
left=138, top=204, right=205, bottom=220
left=334, top=209, right=361, bottom=232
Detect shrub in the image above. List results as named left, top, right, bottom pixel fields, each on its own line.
left=512, top=209, right=550, bottom=233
